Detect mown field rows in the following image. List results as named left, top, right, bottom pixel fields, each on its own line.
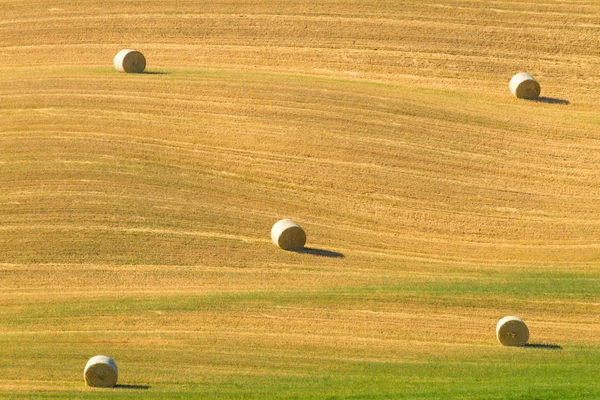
left=1, top=0, right=599, bottom=398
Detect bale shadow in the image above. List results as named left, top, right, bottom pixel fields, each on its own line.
left=295, top=247, right=345, bottom=258
left=114, top=384, right=151, bottom=389
left=531, top=97, right=570, bottom=105
left=523, top=343, right=562, bottom=350
left=143, top=71, right=169, bottom=75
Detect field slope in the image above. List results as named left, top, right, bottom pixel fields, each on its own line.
left=1, top=1, right=600, bottom=398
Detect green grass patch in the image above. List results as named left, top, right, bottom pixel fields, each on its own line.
left=1, top=336, right=599, bottom=399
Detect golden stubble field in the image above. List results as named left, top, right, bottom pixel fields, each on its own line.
left=0, top=0, right=599, bottom=397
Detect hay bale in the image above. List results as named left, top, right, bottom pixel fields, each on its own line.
left=114, top=49, right=146, bottom=73
left=509, top=72, right=541, bottom=99
left=496, top=316, right=529, bottom=346
left=271, top=219, right=306, bottom=251
left=84, top=355, right=118, bottom=387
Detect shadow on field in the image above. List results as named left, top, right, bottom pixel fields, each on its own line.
left=143, top=71, right=169, bottom=75
left=523, top=343, right=563, bottom=350
left=114, top=384, right=151, bottom=389
left=531, top=97, right=570, bottom=105
left=295, top=247, right=345, bottom=258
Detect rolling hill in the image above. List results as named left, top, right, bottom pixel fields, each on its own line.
left=1, top=1, right=599, bottom=398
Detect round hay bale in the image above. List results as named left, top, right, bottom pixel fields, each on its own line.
left=114, top=49, right=146, bottom=73
left=84, top=355, right=118, bottom=387
left=509, top=72, right=541, bottom=99
left=271, top=219, right=306, bottom=251
left=496, top=316, right=529, bottom=346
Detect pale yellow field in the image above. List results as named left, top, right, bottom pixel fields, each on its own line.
left=0, top=0, right=599, bottom=398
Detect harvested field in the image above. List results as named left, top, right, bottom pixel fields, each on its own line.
left=1, top=0, right=599, bottom=398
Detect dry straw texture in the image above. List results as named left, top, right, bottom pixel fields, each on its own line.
left=271, top=219, right=306, bottom=251
left=496, top=316, right=529, bottom=346
left=2, top=0, right=600, bottom=397
left=509, top=72, right=541, bottom=99
left=113, top=49, right=146, bottom=73
left=84, top=355, right=118, bottom=388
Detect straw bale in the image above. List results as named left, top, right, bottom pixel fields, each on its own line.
left=509, top=72, right=541, bottom=99
left=114, top=49, right=146, bottom=73
left=84, top=355, right=118, bottom=387
left=271, top=219, right=306, bottom=251
left=496, top=316, right=529, bottom=346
